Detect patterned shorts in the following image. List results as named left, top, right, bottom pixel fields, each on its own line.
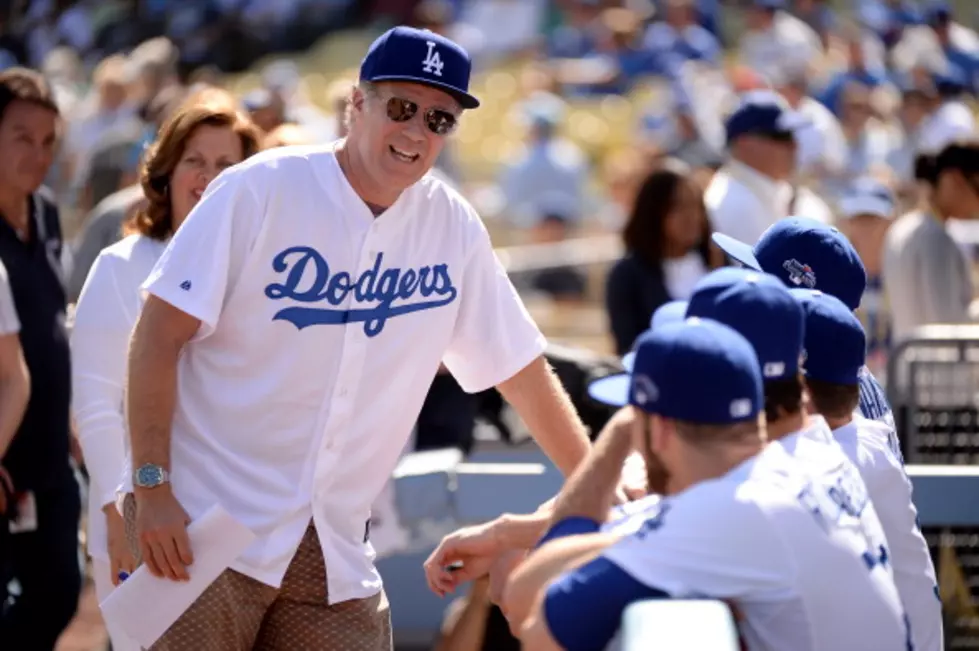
left=123, top=495, right=392, bottom=651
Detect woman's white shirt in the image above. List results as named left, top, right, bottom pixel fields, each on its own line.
left=70, top=233, right=166, bottom=560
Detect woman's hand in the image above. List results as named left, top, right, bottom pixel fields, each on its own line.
left=105, top=504, right=138, bottom=586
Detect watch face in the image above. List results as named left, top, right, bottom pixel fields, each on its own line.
left=136, top=465, right=163, bottom=487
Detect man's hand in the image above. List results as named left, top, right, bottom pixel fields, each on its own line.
left=424, top=520, right=505, bottom=597
left=135, top=488, right=193, bottom=581
left=0, top=465, right=12, bottom=514
left=105, top=504, right=137, bottom=586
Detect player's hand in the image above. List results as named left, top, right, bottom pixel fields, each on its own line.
left=424, top=519, right=504, bottom=597
left=134, top=487, right=193, bottom=581
left=105, top=504, right=137, bottom=586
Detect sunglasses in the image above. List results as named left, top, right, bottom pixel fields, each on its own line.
left=382, top=95, right=458, bottom=136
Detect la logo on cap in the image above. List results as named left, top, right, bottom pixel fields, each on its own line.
left=422, top=40, right=444, bottom=77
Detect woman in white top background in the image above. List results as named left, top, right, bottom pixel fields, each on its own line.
left=70, top=87, right=261, bottom=651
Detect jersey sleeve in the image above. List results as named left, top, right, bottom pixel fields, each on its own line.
left=855, top=423, right=943, bottom=650
left=543, top=556, right=670, bottom=651
left=141, top=165, right=263, bottom=342
left=442, top=214, right=547, bottom=393
left=0, top=259, right=19, bottom=335
left=602, top=489, right=788, bottom=600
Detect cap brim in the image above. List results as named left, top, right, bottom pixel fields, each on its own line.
left=712, top=233, right=762, bottom=270
left=588, top=374, right=631, bottom=407
left=366, top=75, right=480, bottom=109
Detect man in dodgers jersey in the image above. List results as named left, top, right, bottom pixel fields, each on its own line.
left=503, top=319, right=908, bottom=650
left=712, top=216, right=898, bottom=438
left=791, top=288, right=943, bottom=651
left=122, top=27, right=595, bottom=650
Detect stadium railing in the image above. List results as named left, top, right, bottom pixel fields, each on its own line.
left=886, top=325, right=979, bottom=649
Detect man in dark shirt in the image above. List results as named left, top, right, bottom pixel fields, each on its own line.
left=0, top=67, right=81, bottom=650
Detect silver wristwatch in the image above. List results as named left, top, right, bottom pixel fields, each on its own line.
left=133, top=463, right=170, bottom=488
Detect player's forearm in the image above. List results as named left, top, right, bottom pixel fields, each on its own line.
left=126, top=319, right=180, bottom=487
left=495, top=511, right=554, bottom=550
left=549, top=412, right=634, bottom=526
left=497, top=356, right=591, bottom=477
left=504, top=533, right=614, bottom=630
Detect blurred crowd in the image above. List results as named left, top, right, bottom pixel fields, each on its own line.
left=0, top=0, right=978, bottom=648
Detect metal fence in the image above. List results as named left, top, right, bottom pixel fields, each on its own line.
left=886, top=326, right=979, bottom=649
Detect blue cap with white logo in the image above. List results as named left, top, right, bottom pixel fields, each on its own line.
left=360, top=26, right=480, bottom=109
left=724, top=90, right=811, bottom=144
left=588, top=319, right=763, bottom=424
left=712, top=216, right=867, bottom=311
left=790, top=289, right=867, bottom=385
left=620, top=300, right=689, bottom=373
left=686, top=268, right=804, bottom=380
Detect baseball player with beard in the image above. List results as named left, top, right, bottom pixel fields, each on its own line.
left=123, top=26, right=596, bottom=650
left=501, top=318, right=910, bottom=650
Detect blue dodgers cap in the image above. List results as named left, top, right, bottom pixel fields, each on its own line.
left=686, top=268, right=805, bottom=380
left=712, top=217, right=867, bottom=311
left=790, top=289, right=867, bottom=385
left=620, top=300, right=689, bottom=372
left=360, top=26, right=480, bottom=109
left=724, top=90, right=810, bottom=144
left=589, top=319, right=763, bottom=424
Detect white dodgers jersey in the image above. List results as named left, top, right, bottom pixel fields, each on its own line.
left=834, top=416, right=943, bottom=651
left=601, top=443, right=910, bottom=651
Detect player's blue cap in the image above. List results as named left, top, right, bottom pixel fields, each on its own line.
left=589, top=319, right=763, bottom=424
left=790, top=289, right=867, bottom=385
left=712, top=217, right=867, bottom=311
left=686, top=268, right=804, bottom=380
left=621, top=300, right=689, bottom=372
left=724, top=90, right=810, bottom=144
left=360, top=26, right=480, bottom=109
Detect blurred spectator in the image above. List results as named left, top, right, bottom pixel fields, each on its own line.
left=887, top=72, right=940, bottom=184
left=883, top=140, right=979, bottom=344
left=263, top=122, right=314, bottom=149
left=244, top=87, right=286, bottom=134
left=599, top=147, right=652, bottom=229
left=67, top=84, right=190, bottom=303
left=792, top=0, right=837, bottom=47
left=917, top=64, right=977, bottom=154
left=70, top=87, right=261, bottom=651
left=737, top=0, right=822, bottom=82
left=548, top=0, right=604, bottom=59
left=450, top=0, right=547, bottom=65
left=261, top=60, right=337, bottom=143
left=706, top=90, right=831, bottom=246
left=643, top=0, right=721, bottom=66
left=0, top=67, right=80, bottom=649
left=820, top=80, right=900, bottom=200
left=858, top=0, right=924, bottom=50
left=771, top=60, right=847, bottom=183
left=63, top=54, right=140, bottom=200
left=499, top=98, right=589, bottom=228
left=817, top=24, right=891, bottom=116
left=605, top=160, right=719, bottom=355
left=838, top=176, right=897, bottom=374
left=525, top=209, right=588, bottom=302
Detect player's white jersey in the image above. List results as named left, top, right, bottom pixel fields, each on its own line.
left=834, top=416, right=943, bottom=651
left=602, top=442, right=910, bottom=651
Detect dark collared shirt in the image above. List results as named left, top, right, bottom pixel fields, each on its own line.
left=0, top=190, right=72, bottom=490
